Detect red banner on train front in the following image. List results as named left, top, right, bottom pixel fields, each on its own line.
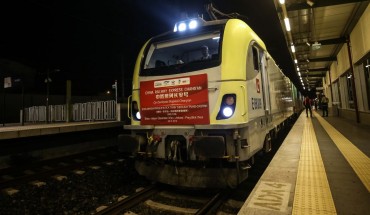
left=140, top=73, right=209, bottom=125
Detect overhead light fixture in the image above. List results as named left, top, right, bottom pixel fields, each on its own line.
left=291, top=44, right=296, bottom=53
left=298, top=72, right=301, bottom=76
left=366, top=59, right=370, bottom=68
left=306, top=42, right=311, bottom=46
left=297, top=67, right=300, bottom=71
left=294, top=59, right=298, bottom=64
left=279, top=0, right=285, bottom=4
left=307, top=0, right=315, bottom=7
left=306, top=59, right=310, bottom=62
left=312, top=41, right=321, bottom=50
left=284, top=18, right=291, bottom=31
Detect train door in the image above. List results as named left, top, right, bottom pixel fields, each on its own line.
left=260, top=51, right=271, bottom=114
left=250, top=44, right=270, bottom=113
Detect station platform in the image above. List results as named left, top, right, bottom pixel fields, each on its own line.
left=0, top=121, right=125, bottom=140
left=238, top=110, right=370, bottom=215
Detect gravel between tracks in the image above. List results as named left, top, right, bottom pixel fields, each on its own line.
left=0, top=158, right=150, bottom=215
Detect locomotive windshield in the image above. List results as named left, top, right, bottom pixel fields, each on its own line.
left=141, top=31, right=221, bottom=76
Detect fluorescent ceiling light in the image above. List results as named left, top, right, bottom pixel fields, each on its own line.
left=291, top=45, right=296, bottom=53
left=294, top=59, right=298, bottom=64
left=279, top=0, right=285, bottom=4
left=298, top=72, right=301, bottom=76
left=284, top=18, right=291, bottom=31
left=307, top=0, right=314, bottom=7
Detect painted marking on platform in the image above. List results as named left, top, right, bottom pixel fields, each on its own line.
left=315, top=112, right=370, bottom=192
left=247, top=181, right=291, bottom=212
left=293, top=117, right=336, bottom=215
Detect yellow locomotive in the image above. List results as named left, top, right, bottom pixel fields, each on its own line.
left=119, top=18, right=297, bottom=188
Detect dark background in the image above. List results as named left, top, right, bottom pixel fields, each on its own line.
left=0, top=0, right=295, bottom=97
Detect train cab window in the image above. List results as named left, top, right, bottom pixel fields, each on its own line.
left=141, top=31, right=221, bottom=75
left=155, top=60, right=166, bottom=68
left=252, top=46, right=259, bottom=71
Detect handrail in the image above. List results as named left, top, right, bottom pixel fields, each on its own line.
left=127, top=95, right=132, bottom=120
left=240, top=85, right=247, bottom=116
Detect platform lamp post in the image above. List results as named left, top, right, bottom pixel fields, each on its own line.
left=112, top=80, right=118, bottom=120
left=45, top=68, right=60, bottom=123
left=2, top=77, right=12, bottom=126
left=13, top=78, right=24, bottom=126
left=45, top=70, right=52, bottom=123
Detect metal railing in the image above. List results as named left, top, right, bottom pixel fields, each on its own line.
left=24, top=100, right=116, bottom=123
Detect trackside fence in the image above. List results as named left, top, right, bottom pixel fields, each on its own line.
left=24, top=100, right=116, bottom=123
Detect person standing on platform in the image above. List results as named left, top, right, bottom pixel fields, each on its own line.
left=303, top=96, right=312, bottom=117
left=321, top=95, right=329, bottom=117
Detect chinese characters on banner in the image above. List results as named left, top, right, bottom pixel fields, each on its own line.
left=140, top=73, right=210, bottom=125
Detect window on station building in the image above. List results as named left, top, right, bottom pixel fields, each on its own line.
left=345, top=71, right=355, bottom=109
left=364, top=58, right=370, bottom=110
left=332, top=81, right=341, bottom=108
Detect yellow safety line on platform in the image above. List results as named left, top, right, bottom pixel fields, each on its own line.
left=293, top=117, right=337, bottom=215
left=314, top=112, right=370, bottom=192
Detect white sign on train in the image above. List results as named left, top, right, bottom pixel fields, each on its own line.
left=4, top=77, right=11, bottom=88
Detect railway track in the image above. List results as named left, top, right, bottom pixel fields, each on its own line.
left=95, top=184, right=161, bottom=215
left=0, top=148, right=122, bottom=191
left=95, top=184, right=236, bottom=215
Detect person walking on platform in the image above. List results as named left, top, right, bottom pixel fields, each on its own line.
left=303, top=96, right=312, bottom=117
left=321, top=95, right=329, bottom=117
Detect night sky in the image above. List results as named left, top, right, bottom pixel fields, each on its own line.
left=0, top=0, right=295, bottom=96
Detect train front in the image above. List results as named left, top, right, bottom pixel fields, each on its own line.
left=119, top=18, right=248, bottom=188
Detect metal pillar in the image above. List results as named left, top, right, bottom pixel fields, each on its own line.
left=346, top=36, right=360, bottom=123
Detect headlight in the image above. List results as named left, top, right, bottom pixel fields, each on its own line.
left=188, top=20, right=198, bottom=29
left=131, top=101, right=141, bottom=121
left=178, top=22, right=187, bottom=32
left=216, top=94, right=236, bottom=120
left=222, top=107, right=233, bottom=117
left=174, top=18, right=204, bottom=32
left=136, top=112, right=141, bottom=120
